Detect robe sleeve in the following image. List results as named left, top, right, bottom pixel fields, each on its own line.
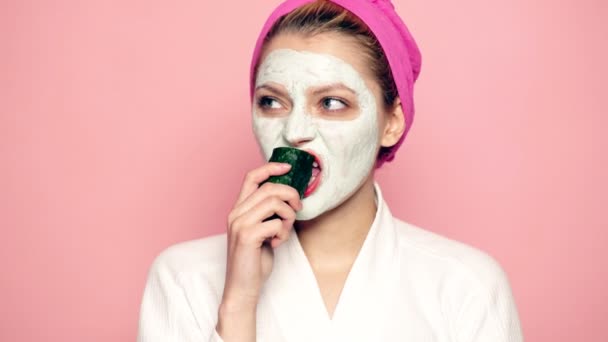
left=136, top=255, right=225, bottom=342
left=453, top=258, right=524, bottom=342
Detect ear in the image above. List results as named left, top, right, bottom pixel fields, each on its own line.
left=380, top=97, right=406, bottom=148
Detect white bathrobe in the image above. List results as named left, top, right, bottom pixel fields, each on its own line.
left=137, top=181, right=524, bottom=341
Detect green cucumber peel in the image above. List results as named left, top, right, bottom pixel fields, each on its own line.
left=261, top=147, right=315, bottom=199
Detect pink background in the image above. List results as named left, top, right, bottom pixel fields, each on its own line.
left=1, top=0, right=606, bottom=340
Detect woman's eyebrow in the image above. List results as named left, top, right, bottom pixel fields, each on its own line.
left=255, top=84, right=287, bottom=96
left=311, top=84, right=356, bottom=96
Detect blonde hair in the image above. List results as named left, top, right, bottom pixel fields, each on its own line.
left=256, top=0, right=398, bottom=111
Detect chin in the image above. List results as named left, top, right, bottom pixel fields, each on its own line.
left=295, top=189, right=344, bottom=221
left=295, top=198, right=329, bottom=221
left=295, top=211, right=316, bottom=221
left=295, top=204, right=324, bottom=221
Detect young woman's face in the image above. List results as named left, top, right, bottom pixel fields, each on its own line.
left=252, top=32, right=385, bottom=221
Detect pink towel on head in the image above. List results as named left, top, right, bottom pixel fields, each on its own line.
left=249, top=0, right=422, bottom=167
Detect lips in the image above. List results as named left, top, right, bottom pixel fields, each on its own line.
left=303, top=149, right=322, bottom=198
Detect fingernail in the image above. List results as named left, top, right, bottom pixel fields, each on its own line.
left=281, top=163, right=292, bottom=169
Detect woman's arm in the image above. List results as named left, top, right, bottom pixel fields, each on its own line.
left=452, top=259, right=524, bottom=342
left=137, top=162, right=299, bottom=342
left=215, top=300, right=257, bottom=341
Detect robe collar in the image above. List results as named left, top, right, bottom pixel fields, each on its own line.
left=259, top=181, right=400, bottom=341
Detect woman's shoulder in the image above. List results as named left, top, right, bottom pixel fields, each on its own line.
left=390, top=219, right=524, bottom=340
left=391, top=218, right=512, bottom=291
left=146, top=233, right=228, bottom=279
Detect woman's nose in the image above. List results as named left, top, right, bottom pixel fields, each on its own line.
left=282, top=107, right=317, bottom=147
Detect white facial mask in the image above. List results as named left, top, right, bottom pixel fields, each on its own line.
left=253, top=48, right=379, bottom=220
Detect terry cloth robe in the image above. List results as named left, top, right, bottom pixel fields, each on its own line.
left=137, top=181, right=524, bottom=342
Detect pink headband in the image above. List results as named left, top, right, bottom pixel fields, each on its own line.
left=249, top=0, right=422, bottom=167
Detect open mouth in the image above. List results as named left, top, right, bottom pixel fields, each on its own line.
left=304, top=150, right=322, bottom=198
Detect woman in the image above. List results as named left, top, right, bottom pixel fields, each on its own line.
left=137, top=1, right=524, bottom=341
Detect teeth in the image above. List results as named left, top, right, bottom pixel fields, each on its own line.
left=313, top=161, right=319, bottom=168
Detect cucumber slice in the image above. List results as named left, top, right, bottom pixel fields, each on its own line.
left=261, top=147, right=315, bottom=199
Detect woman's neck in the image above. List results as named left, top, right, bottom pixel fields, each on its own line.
left=294, top=175, right=378, bottom=271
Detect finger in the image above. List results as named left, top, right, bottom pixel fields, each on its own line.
left=269, top=229, right=291, bottom=249
left=259, top=217, right=293, bottom=249
left=237, top=196, right=296, bottom=231
left=235, top=218, right=284, bottom=247
left=231, top=182, right=302, bottom=221
left=229, top=195, right=294, bottom=236
left=236, top=162, right=292, bottom=206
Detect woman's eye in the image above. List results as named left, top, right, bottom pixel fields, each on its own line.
left=321, top=97, right=347, bottom=111
left=258, top=96, right=283, bottom=109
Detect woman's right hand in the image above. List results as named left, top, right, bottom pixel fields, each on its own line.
left=220, top=162, right=303, bottom=313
